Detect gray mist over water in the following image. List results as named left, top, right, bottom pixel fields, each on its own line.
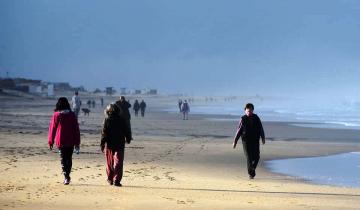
left=1, top=0, right=360, bottom=105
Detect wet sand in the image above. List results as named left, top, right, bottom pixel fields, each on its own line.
left=1, top=94, right=360, bottom=209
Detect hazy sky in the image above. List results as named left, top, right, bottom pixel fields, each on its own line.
left=1, top=0, right=360, bottom=96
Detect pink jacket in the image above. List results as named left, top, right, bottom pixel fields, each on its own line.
left=48, top=110, right=80, bottom=148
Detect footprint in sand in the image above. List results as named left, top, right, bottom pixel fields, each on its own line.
left=186, top=199, right=195, bottom=204
left=162, top=197, right=175, bottom=201
left=164, top=172, right=176, bottom=181
left=153, top=176, right=160, bottom=181
left=177, top=200, right=186, bottom=204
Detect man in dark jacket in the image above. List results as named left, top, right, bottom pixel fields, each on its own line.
left=233, top=103, right=265, bottom=179
left=115, top=96, right=132, bottom=139
left=139, top=100, right=146, bottom=117
left=133, top=100, right=140, bottom=117
left=101, top=103, right=131, bottom=187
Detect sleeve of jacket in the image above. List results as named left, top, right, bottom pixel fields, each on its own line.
left=233, top=118, right=244, bottom=144
left=122, top=118, right=132, bottom=141
left=48, top=113, right=58, bottom=146
left=73, top=113, right=81, bottom=146
left=100, top=119, right=108, bottom=147
left=258, top=116, right=265, bottom=140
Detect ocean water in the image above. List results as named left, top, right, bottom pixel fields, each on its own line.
left=266, top=152, right=360, bottom=188
left=167, top=98, right=360, bottom=130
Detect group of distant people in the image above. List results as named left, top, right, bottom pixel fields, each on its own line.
left=49, top=92, right=265, bottom=186
left=132, top=99, right=147, bottom=117
left=71, top=91, right=105, bottom=118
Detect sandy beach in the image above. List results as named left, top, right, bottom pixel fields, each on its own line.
left=1, top=94, right=360, bottom=210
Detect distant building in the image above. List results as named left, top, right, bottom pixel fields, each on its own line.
left=134, top=89, right=142, bottom=95
left=11, top=78, right=42, bottom=93
left=29, top=85, right=42, bottom=94
left=93, top=88, right=102, bottom=94
left=47, top=84, right=54, bottom=96
left=120, top=88, right=127, bottom=95
left=0, top=78, right=16, bottom=89
left=147, top=89, right=157, bottom=95
left=54, top=82, right=72, bottom=91
left=106, top=87, right=114, bottom=96
left=73, top=86, right=86, bottom=92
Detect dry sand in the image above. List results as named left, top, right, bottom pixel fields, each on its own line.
left=1, top=94, right=360, bottom=209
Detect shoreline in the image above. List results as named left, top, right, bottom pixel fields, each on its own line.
left=265, top=152, right=360, bottom=189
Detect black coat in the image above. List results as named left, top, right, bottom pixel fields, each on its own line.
left=101, top=113, right=131, bottom=150
left=240, top=114, right=265, bottom=141
left=115, top=100, right=131, bottom=120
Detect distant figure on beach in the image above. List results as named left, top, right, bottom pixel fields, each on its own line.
left=87, top=100, right=91, bottom=108
left=92, top=100, right=95, bottom=108
left=101, top=103, right=131, bottom=187
left=233, top=103, right=265, bottom=179
left=133, top=99, right=140, bottom=117
left=101, top=98, right=104, bottom=107
left=71, top=91, right=81, bottom=119
left=178, top=99, right=183, bottom=112
left=139, top=100, right=147, bottom=117
left=115, top=96, right=132, bottom=139
left=48, top=97, right=80, bottom=185
left=181, top=100, right=190, bottom=120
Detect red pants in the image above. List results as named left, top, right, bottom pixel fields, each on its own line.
left=105, top=147, right=124, bottom=183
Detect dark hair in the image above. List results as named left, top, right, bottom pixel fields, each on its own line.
left=54, top=97, right=71, bottom=111
left=244, top=103, right=254, bottom=110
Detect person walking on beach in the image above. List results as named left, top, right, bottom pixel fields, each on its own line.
left=101, top=97, right=104, bottom=107
left=115, top=96, right=132, bottom=139
left=181, top=100, right=190, bottom=120
left=87, top=100, right=91, bottom=108
left=133, top=99, right=140, bottom=117
left=233, top=103, right=265, bottom=179
left=48, top=97, right=80, bottom=185
left=101, top=103, right=131, bottom=187
left=178, top=99, right=183, bottom=112
left=139, top=100, right=147, bottom=117
left=71, top=91, right=81, bottom=119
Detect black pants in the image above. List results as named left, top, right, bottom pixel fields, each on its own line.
left=141, top=109, right=145, bottom=117
left=60, top=147, right=74, bottom=179
left=242, top=140, right=260, bottom=177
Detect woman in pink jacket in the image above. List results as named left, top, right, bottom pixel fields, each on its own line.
left=48, top=97, right=80, bottom=185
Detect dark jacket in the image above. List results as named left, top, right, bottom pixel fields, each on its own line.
left=133, top=101, right=140, bottom=111
left=139, top=101, right=146, bottom=111
left=101, top=112, right=131, bottom=150
left=115, top=100, right=131, bottom=120
left=234, top=114, right=265, bottom=144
